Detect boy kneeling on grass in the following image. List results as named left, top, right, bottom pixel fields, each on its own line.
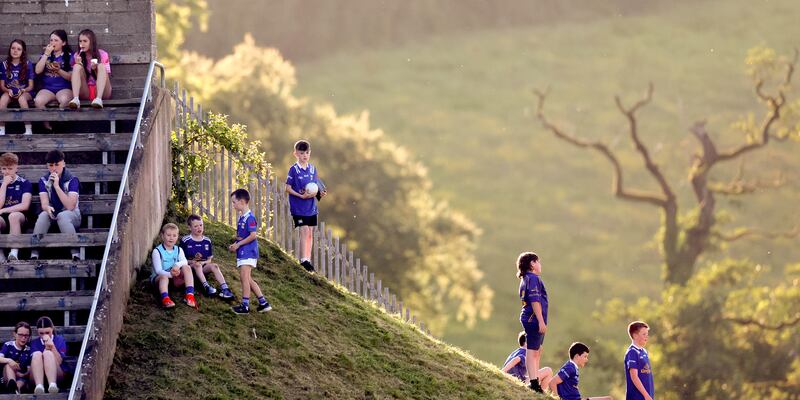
left=181, top=214, right=235, bottom=300
left=151, top=223, right=196, bottom=309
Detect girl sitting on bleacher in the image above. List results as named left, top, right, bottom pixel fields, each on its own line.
left=68, top=29, right=111, bottom=110
left=0, top=39, right=35, bottom=135
left=34, top=30, right=74, bottom=132
left=0, top=321, right=32, bottom=395
left=29, top=316, right=69, bottom=395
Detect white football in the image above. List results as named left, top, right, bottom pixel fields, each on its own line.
left=305, top=182, right=319, bottom=196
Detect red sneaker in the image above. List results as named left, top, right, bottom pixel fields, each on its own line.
left=162, top=297, right=176, bottom=308
left=184, top=293, right=197, bottom=308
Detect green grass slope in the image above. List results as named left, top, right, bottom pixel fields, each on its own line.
left=293, top=0, right=800, bottom=394
left=105, top=212, right=544, bottom=400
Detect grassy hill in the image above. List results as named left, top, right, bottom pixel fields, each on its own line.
left=291, top=0, right=800, bottom=395
left=104, top=211, right=545, bottom=400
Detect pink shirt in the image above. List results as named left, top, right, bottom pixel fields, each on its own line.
left=71, top=49, right=111, bottom=86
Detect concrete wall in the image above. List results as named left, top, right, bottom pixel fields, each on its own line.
left=73, top=88, right=173, bottom=399
left=0, top=0, right=155, bottom=99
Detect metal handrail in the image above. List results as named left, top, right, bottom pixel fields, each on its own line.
left=68, top=60, right=165, bottom=400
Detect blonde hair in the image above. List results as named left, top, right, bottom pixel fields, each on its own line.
left=160, top=223, right=179, bottom=234
left=0, top=152, right=19, bottom=167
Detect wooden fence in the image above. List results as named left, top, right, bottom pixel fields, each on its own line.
left=171, top=83, right=430, bottom=335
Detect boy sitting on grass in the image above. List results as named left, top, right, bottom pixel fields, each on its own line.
left=150, top=223, right=196, bottom=309
left=181, top=214, right=235, bottom=300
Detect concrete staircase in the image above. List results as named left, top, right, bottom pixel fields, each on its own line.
left=0, top=101, right=139, bottom=399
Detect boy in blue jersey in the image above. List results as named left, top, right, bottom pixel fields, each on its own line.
left=501, top=331, right=553, bottom=387
left=229, top=189, right=272, bottom=314
left=0, top=153, right=32, bottom=262
left=548, top=342, right=612, bottom=400
left=31, top=150, right=81, bottom=261
left=285, top=140, right=326, bottom=273
left=625, top=321, right=654, bottom=400
left=516, top=251, right=549, bottom=392
left=0, top=322, right=31, bottom=394
left=151, top=223, right=196, bottom=309
left=182, top=214, right=235, bottom=300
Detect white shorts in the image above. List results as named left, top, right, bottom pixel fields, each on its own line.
left=237, top=258, right=257, bottom=268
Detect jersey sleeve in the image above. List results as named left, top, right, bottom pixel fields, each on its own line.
left=22, top=179, right=32, bottom=195
left=247, top=215, right=258, bottom=233
left=67, top=177, right=80, bottom=194
left=625, top=349, right=640, bottom=371
left=557, top=363, right=574, bottom=381
left=55, top=336, right=67, bottom=357
left=206, top=238, right=214, bottom=257
left=0, top=342, right=9, bottom=358
left=38, top=176, right=48, bottom=194
left=523, top=275, right=542, bottom=304
left=286, top=167, right=295, bottom=185
left=175, top=248, right=188, bottom=267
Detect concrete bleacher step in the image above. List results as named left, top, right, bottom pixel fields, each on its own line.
left=31, top=194, right=118, bottom=216
left=0, top=133, right=132, bottom=153
left=0, top=325, right=86, bottom=343
left=0, top=291, right=94, bottom=312
left=0, top=108, right=138, bottom=123
left=0, top=232, right=108, bottom=248
left=3, top=260, right=99, bottom=279
left=18, top=164, right=124, bottom=183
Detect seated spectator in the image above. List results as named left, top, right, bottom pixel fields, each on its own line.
left=0, top=321, right=32, bottom=394
left=31, top=150, right=80, bottom=261
left=0, top=39, right=35, bottom=135
left=501, top=331, right=553, bottom=388
left=0, top=152, right=32, bottom=261
left=181, top=214, right=235, bottom=300
left=68, top=29, right=111, bottom=109
left=29, top=316, right=69, bottom=394
left=34, top=30, right=74, bottom=132
left=548, top=342, right=611, bottom=400
left=151, top=223, right=196, bottom=309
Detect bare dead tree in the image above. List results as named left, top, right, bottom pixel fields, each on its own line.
left=533, top=50, right=799, bottom=286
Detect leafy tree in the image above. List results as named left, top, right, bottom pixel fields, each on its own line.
left=536, top=48, right=800, bottom=398
left=155, top=0, right=208, bottom=79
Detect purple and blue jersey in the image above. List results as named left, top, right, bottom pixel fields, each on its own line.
left=0, top=60, right=35, bottom=91
left=625, top=345, right=654, bottom=400
left=286, top=162, right=319, bottom=217
left=0, top=340, right=31, bottom=372
left=236, top=211, right=259, bottom=259
left=181, top=235, right=213, bottom=261
left=1, top=176, right=32, bottom=210
left=519, top=272, right=548, bottom=324
left=30, top=334, right=71, bottom=372
left=556, top=360, right=581, bottom=400
left=40, top=53, right=71, bottom=92
left=38, top=170, right=79, bottom=213
left=502, top=347, right=527, bottom=381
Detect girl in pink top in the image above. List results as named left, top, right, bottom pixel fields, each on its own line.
left=68, top=29, right=111, bottom=109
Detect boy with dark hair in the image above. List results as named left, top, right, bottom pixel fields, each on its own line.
left=229, top=189, right=272, bottom=314
left=285, top=139, right=326, bottom=272
left=0, top=152, right=32, bottom=261
left=625, top=321, right=654, bottom=400
left=548, top=342, right=611, bottom=400
left=501, top=331, right=553, bottom=387
left=181, top=214, right=235, bottom=300
left=31, top=150, right=80, bottom=260
left=516, top=251, right=549, bottom=392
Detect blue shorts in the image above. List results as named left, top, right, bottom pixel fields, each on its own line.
left=521, top=317, right=545, bottom=350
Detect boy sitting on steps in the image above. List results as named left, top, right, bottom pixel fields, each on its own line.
left=150, top=223, right=196, bottom=309
left=181, top=214, right=235, bottom=300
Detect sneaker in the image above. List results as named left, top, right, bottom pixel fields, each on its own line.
left=528, top=379, right=543, bottom=393
left=231, top=304, right=250, bottom=315
left=24, top=124, right=32, bottom=135
left=48, top=383, right=59, bottom=393
left=257, top=301, right=273, bottom=313
left=219, top=288, right=235, bottom=300
left=7, top=250, right=18, bottom=261
left=162, top=297, right=176, bottom=308
left=183, top=293, right=197, bottom=308
left=29, top=251, right=39, bottom=260
left=91, top=98, right=103, bottom=109
left=300, top=260, right=315, bottom=273
left=34, top=384, right=45, bottom=394
left=204, top=285, right=218, bottom=296
left=68, top=97, right=80, bottom=109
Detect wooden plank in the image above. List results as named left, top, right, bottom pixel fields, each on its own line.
left=2, top=260, right=99, bottom=279
left=0, top=232, right=108, bottom=248
left=0, top=325, right=86, bottom=343
left=0, top=107, right=138, bottom=122
left=0, top=393, right=68, bottom=400
left=0, top=133, right=131, bottom=152
left=31, top=196, right=117, bottom=215
left=46, top=98, right=141, bottom=108
left=18, top=164, right=124, bottom=183
left=0, top=290, right=94, bottom=312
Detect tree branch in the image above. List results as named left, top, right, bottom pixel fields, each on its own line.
left=534, top=89, right=667, bottom=207
left=724, top=314, right=800, bottom=331
left=709, top=163, right=786, bottom=195
left=712, top=224, right=800, bottom=242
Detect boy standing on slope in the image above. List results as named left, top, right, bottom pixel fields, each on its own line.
left=625, top=321, right=654, bottom=400
left=285, top=140, right=326, bottom=272
left=230, top=189, right=272, bottom=315
left=516, top=251, right=549, bottom=392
